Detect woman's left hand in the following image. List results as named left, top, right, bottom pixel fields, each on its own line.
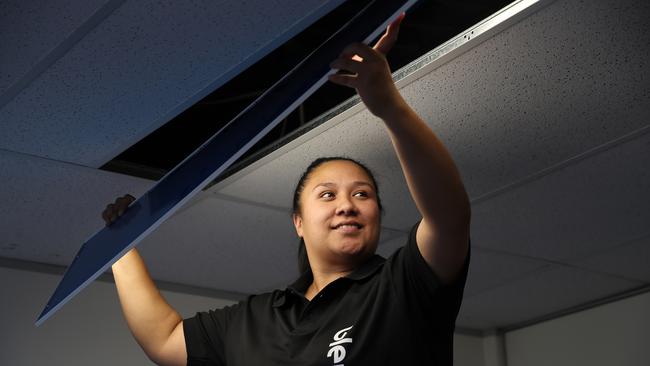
left=328, top=13, right=407, bottom=120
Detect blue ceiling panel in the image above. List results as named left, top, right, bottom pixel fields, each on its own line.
left=36, top=0, right=418, bottom=326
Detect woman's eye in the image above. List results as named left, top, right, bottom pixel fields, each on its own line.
left=354, top=191, right=368, bottom=197
left=320, top=192, right=334, bottom=198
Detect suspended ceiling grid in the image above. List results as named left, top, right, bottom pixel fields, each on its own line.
left=1, top=0, right=649, bottom=333
left=201, top=0, right=650, bottom=330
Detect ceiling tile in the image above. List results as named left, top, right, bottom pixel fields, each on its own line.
left=409, top=0, right=650, bottom=199
left=463, top=247, right=549, bottom=297
left=0, top=0, right=108, bottom=94
left=0, top=149, right=153, bottom=264
left=376, top=233, right=408, bottom=258
left=570, top=233, right=650, bottom=283
left=470, top=131, right=650, bottom=261
left=138, top=195, right=301, bottom=294
left=377, top=234, right=549, bottom=297
left=456, top=264, right=643, bottom=330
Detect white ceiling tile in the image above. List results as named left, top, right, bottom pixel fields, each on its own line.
left=0, top=149, right=153, bottom=264
left=570, top=233, right=650, bottom=283
left=0, top=0, right=108, bottom=94
left=138, top=195, right=301, bottom=294
left=470, top=132, right=650, bottom=261
left=0, top=0, right=344, bottom=167
left=377, top=234, right=549, bottom=297
left=463, top=248, right=548, bottom=297
left=375, top=233, right=408, bottom=258
left=456, top=264, right=643, bottom=331
left=406, top=0, right=650, bottom=199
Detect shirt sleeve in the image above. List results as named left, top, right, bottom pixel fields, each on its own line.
left=386, top=220, right=471, bottom=331
left=183, top=302, right=242, bottom=366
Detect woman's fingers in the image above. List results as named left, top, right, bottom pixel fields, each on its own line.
left=329, top=43, right=389, bottom=90
left=116, top=195, right=134, bottom=215
left=102, top=209, right=111, bottom=224
left=330, top=57, right=363, bottom=74
left=331, top=43, right=384, bottom=75
left=328, top=73, right=358, bottom=88
left=103, top=194, right=135, bottom=226
left=103, top=206, right=115, bottom=226
left=374, top=13, right=404, bottom=55
left=327, top=16, right=404, bottom=117
left=333, top=12, right=404, bottom=73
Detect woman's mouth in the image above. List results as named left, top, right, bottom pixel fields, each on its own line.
left=332, top=222, right=363, bottom=233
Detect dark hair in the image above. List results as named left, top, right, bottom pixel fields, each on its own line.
left=291, top=157, right=383, bottom=275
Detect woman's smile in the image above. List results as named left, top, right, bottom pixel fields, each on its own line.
left=334, top=225, right=361, bottom=234
left=331, top=221, right=364, bottom=234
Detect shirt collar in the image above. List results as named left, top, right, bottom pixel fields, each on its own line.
left=272, top=254, right=385, bottom=308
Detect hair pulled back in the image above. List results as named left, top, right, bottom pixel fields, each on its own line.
left=291, top=157, right=383, bottom=275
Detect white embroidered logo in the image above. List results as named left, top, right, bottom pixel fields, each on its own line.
left=327, top=325, right=353, bottom=365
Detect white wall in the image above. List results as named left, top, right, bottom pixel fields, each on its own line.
left=455, top=333, right=488, bottom=366
left=505, top=291, right=650, bottom=366
left=0, top=266, right=487, bottom=365
left=453, top=291, right=650, bottom=366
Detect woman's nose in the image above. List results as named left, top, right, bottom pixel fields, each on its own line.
left=336, top=196, right=358, bottom=215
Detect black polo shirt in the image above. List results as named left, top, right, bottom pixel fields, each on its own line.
left=183, top=221, right=470, bottom=365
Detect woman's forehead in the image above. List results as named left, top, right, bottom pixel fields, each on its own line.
left=308, top=160, right=373, bottom=186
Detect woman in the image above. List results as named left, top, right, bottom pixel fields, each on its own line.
left=104, top=14, right=471, bottom=366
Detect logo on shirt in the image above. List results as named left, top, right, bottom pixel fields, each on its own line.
left=327, top=325, right=353, bottom=365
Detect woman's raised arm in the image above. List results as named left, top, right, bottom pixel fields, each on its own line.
left=328, top=15, right=471, bottom=285
left=104, top=195, right=188, bottom=366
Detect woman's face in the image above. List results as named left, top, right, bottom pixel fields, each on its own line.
left=293, top=160, right=381, bottom=268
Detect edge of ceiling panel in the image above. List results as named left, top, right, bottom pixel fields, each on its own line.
left=206, top=0, right=557, bottom=193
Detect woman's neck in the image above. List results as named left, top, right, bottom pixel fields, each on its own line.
left=305, top=267, right=354, bottom=301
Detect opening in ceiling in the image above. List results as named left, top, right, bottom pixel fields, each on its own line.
left=100, top=0, right=513, bottom=181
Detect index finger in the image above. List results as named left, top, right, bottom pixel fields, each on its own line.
left=373, top=13, right=404, bottom=55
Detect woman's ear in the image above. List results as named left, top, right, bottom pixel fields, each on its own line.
left=292, top=213, right=303, bottom=237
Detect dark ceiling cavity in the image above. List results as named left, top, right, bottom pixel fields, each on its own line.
left=100, top=0, right=513, bottom=181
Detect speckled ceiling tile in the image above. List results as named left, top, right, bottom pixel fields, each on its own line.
left=404, top=0, right=650, bottom=198
left=0, top=0, right=110, bottom=94
left=0, top=149, right=153, bottom=266
left=469, top=129, right=650, bottom=261
left=0, top=0, right=344, bottom=167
